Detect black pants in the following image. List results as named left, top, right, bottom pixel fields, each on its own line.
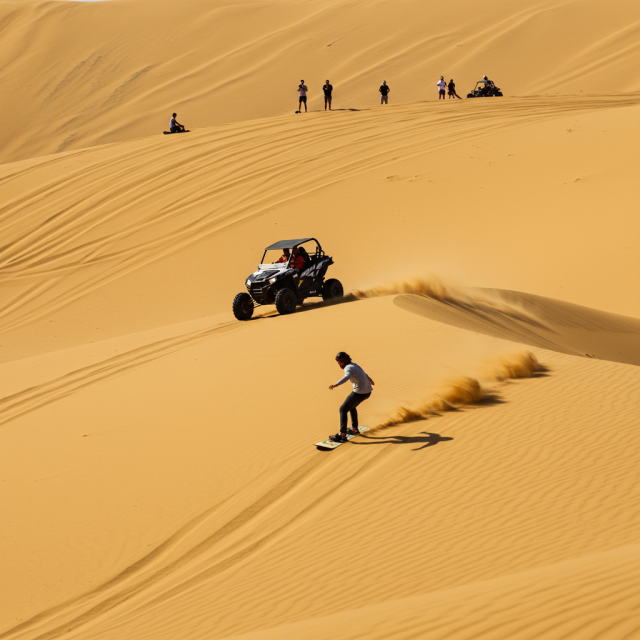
left=340, top=391, right=371, bottom=433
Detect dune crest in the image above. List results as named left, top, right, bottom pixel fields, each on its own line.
left=1, top=0, right=640, bottom=163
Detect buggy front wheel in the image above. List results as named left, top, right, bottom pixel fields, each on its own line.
left=233, top=292, right=254, bottom=320
left=322, top=278, right=344, bottom=301
left=275, top=288, right=297, bottom=315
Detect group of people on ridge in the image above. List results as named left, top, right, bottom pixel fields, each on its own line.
left=168, top=74, right=498, bottom=131
left=297, top=78, right=392, bottom=112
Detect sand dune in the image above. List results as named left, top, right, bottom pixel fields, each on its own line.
left=3, top=93, right=640, bottom=363
left=394, top=285, right=640, bottom=366
left=1, top=0, right=640, bottom=163
left=2, top=1, right=640, bottom=638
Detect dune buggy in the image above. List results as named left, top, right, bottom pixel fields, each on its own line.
left=467, top=82, right=503, bottom=98
left=232, top=238, right=343, bottom=320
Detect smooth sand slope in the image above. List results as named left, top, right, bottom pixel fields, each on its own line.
left=2, top=2, right=640, bottom=639
left=1, top=0, right=640, bottom=163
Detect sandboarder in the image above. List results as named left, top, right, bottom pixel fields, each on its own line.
left=298, top=80, right=308, bottom=113
left=169, top=113, right=186, bottom=133
left=328, top=352, right=374, bottom=443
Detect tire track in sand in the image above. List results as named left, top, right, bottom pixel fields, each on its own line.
left=2, top=94, right=639, bottom=336
left=0, top=320, right=238, bottom=428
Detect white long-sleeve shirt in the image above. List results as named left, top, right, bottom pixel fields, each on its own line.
left=335, top=362, right=372, bottom=394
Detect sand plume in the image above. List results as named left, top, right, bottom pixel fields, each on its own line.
left=482, top=351, right=541, bottom=381
left=348, top=276, right=462, bottom=303
left=378, top=351, right=540, bottom=429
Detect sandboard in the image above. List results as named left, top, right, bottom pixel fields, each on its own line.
left=315, top=426, right=369, bottom=450
left=163, top=130, right=190, bottom=135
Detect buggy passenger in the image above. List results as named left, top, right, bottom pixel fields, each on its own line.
left=291, top=247, right=304, bottom=270
left=276, top=247, right=304, bottom=270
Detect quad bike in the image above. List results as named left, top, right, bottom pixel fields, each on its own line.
left=232, top=238, right=343, bottom=320
left=467, top=82, right=503, bottom=98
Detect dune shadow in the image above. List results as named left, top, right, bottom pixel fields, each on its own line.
left=355, top=431, right=453, bottom=451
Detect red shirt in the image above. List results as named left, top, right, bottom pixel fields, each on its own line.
left=277, top=253, right=304, bottom=270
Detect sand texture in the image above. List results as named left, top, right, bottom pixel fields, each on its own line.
left=1, top=0, right=640, bottom=638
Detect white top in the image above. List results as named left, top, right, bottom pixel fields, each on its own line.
left=299, top=84, right=308, bottom=96
left=335, top=362, right=372, bottom=394
left=437, top=80, right=446, bottom=91
left=170, top=117, right=176, bottom=128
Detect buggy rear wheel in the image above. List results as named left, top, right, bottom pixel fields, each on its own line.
left=275, top=288, right=297, bottom=315
left=233, top=292, right=254, bottom=320
left=495, top=91, right=503, bottom=97
left=322, top=278, right=344, bottom=301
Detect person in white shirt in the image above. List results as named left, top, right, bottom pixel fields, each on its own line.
left=328, top=352, right=374, bottom=442
left=169, top=113, right=186, bottom=133
left=437, top=76, right=447, bottom=100
left=298, top=80, right=308, bottom=113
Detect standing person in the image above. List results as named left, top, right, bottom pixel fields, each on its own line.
left=437, top=76, right=447, bottom=99
left=297, top=80, right=308, bottom=113
left=169, top=113, right=186, bottom=133
left=447, top=78, right=461, bottom=99
left=323, top=80, right=333, bottom=110
left=328, top=352, right=374, bottom=443
left=379, top=80, right=390, bottom=104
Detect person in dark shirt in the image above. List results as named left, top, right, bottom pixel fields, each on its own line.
left=323, top=80, right=333, bottom=110
left=379, top=80, right=390, bottom=104
left=447, top=79, right=461, bottom=99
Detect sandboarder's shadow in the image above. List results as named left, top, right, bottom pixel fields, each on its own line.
left=354, top=431, right=453, bottom=451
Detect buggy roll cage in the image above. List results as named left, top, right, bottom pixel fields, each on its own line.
left=260, top=238, right=325, bottom=268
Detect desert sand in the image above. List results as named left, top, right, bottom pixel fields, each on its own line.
left=1, top=0, right=640, bottom=638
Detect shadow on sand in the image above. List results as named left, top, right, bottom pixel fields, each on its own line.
left=354, top=431, right=453, bottom=451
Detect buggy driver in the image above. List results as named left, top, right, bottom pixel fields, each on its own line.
left=277, top=247, right=304, bottom=270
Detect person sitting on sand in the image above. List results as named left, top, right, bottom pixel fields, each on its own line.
left=169, top=113, right=186, bottom=133
left=328, top=352, right=374, bottom=443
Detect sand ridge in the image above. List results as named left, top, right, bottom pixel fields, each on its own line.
left=1, top=0, right=640, bottom=163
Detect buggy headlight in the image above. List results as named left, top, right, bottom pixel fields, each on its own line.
left=246, top=279, right=251, bottom=287
left=269, top=277, right=277, bottom=284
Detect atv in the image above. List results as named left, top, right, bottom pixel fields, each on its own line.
left=232, top=238, right=343, bottom=320
left=467, top=82, right=503, bottom=98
